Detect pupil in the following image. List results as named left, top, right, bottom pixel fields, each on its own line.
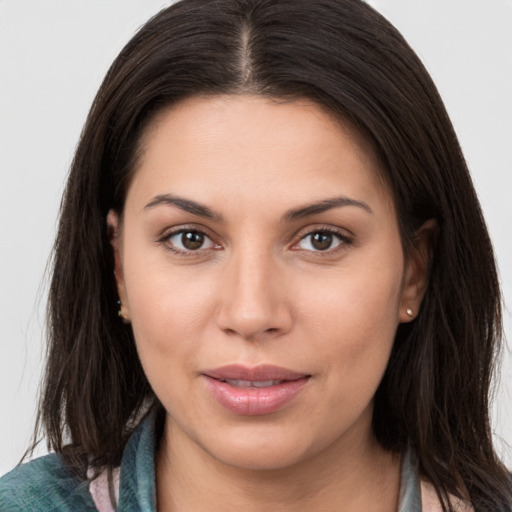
left=182, top=231, right=204, bottom=250
left=311, top=232, right=332, bottom=251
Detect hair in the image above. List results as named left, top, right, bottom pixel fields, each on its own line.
left=31, top=0, right=511, bottom=510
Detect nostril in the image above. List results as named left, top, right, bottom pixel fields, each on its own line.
left=215, top=296, right=293, bottom=341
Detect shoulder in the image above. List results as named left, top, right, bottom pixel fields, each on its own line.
left=0, top=454, right=97, bottom=511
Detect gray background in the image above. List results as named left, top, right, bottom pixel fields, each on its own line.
left=1, top=0, right=511, bottom=476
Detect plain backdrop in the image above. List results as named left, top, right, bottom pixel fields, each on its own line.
left=1, top=0, right=511, bottom=477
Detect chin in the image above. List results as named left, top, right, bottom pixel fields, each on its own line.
left=195, top=424, right=323, bottom=472
left=212, top=444, right=308, bottom=472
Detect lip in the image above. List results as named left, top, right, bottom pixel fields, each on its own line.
left=202, top=364, right=311, bottom=416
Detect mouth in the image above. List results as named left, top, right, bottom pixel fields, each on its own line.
left=203, top=363, right=309, bottom=382
left=202, top=365, right=311, bottom=416
left=218, top=379, right=288, bottom=388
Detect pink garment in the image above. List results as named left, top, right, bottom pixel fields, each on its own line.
left=88, top=468, right=120, bottom=512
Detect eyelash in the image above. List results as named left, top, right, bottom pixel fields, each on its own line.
left=157, top=227, right=220, bottom=257
left=293, top=227, right=353, bottom=255
left=157, top=226, right=353, bottom=257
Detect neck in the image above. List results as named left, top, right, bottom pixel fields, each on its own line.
left=156, top=416, right=401, bottom=512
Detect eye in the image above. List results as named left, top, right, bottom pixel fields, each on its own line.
left=164, top=229, right=218, bottom=253
left=295, top=230, right=349, bottom=252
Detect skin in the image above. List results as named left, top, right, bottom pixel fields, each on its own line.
left=109, top=95, right=432, bottom=511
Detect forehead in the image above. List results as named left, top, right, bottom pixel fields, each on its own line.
left=140, top=94, right=380, bottom=170
left=127, top=94, right=393, bottom=217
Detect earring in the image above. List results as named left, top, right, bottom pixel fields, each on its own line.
left=117, top=300, right=130, bottom=321
left=406, top=308, right=414, bottom=318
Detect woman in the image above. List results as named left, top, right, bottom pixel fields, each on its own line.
left=1, top=0, right=511, bottom=510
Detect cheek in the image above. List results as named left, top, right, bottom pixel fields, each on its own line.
left=125, top=268, right=217, bottom=414
left=297, top=257, right=403, bottom=341
left=130, top=275, right=214, bottom=346
left=295, top=271, right=402, bottom=433
left=294, top=253, right=403, bottom=384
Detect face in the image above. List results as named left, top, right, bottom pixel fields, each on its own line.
left=110, top=95, right=426, bottom=471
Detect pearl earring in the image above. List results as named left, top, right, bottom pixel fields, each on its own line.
left=406, top=308, right=414, bottom=318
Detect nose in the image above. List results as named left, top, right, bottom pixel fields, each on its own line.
left=215, top=249, right=293, bottom=341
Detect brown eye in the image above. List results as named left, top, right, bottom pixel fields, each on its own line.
left=296, top=230, right=349, bottom=252
left=181, top=231, right=204, bottom=250
left=311, top=232, right=333, bottom=251
left=165, top=230, right=217, bottom=252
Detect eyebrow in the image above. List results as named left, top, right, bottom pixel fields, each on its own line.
left=144, top=194, right=224, bottom=221
left=282, top=196, right=373, bottom=221
left=144, top=193, right=372, bottom=222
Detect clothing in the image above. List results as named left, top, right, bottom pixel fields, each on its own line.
left=0, top=412, right=471, bottom=511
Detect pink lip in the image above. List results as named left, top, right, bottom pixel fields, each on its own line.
left=202, top=364, right=311, bottom=416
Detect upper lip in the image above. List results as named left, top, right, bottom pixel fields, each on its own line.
left=203, top=364, right=310, bottom=382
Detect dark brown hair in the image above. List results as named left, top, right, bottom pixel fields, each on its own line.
left=33, top=0, right=511, bottom=510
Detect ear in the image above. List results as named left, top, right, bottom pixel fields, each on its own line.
left=107, top=209, right=129, bottom=321
left=399, top=219, right=437, bottom=323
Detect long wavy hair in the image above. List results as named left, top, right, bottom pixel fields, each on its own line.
left=32, top=0, right=511, bottom=510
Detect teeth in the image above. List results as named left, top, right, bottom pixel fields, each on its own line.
left=224, top=379, right=281, bottom=388
left=252, top=380, right=281, bottom=388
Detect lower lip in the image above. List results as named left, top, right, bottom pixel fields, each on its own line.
left=203, top=376, right=310, bottom=416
